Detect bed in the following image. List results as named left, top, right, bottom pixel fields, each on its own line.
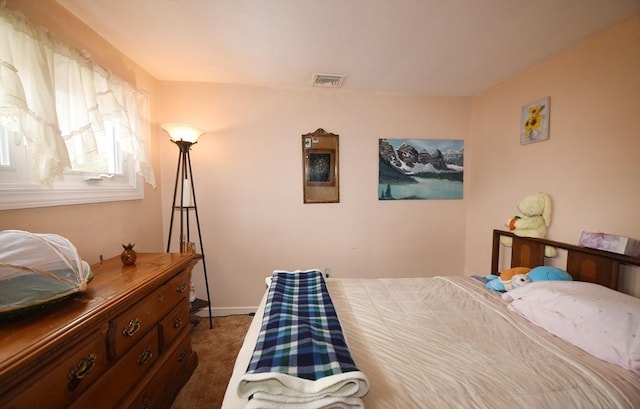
left=222, top=230, right=640, bottom=408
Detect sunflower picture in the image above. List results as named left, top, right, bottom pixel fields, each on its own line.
left=520, top=97, right=550, bottom=144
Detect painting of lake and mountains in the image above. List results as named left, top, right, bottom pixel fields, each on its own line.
left=379, top=138, right=463, bottom=200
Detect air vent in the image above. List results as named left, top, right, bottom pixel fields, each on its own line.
left=312, top=73, right=347, bottom=88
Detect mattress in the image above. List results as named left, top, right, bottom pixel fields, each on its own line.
left=222, top=276, right=640, bottom=408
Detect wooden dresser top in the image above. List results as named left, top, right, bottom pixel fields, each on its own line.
left=0, top=252, right=197, bottom=381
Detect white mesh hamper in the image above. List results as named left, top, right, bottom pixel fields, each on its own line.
left=0, top=230, right=93, bottom=317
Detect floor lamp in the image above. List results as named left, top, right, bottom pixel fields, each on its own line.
left=162, top=123, right=213, bottom=329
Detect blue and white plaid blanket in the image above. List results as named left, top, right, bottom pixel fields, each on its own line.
left=237, top=270, right=369, bottom=408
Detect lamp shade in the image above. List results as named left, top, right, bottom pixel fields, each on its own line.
left=162, top=123, right=205, bottom=144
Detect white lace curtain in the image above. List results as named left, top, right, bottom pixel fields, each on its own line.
left=0, top=3, right=155, bottom=187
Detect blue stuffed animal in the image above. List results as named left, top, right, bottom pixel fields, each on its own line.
left=486, top=267, right=531, bottom=292
left=486, top=266, right=572, bottom=292
left=527, top=266, right=573, bottom=282
left=485, top=274, right=502, bottom=291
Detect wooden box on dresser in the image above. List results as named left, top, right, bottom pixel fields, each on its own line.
left=0, top=252, right=199, bottom=409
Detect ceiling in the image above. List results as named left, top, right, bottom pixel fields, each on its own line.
left=56, top=0, right=640, bottom=96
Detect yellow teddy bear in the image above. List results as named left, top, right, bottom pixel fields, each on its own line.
left=501, top=192, right=557, bottom=257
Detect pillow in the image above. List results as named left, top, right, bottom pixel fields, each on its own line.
left=503, top=281, right=640, bottom=373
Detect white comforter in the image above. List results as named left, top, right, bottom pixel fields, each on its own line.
left=222, top=277, right=640, bottom=408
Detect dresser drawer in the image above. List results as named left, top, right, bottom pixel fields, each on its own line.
left=109, top=268, right=190, bottom=359
left=71, top=327, right=160, bottom=409
left=3, top=327, right=110, bottom=409
left=159, top=301, right=190, bottom=352
left=162, top=266, right=192, bottom=309
left=126, top=331, right=195, bottom=409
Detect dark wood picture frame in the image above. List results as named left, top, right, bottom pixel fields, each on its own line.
left=302, top=129, right=339, bottom=203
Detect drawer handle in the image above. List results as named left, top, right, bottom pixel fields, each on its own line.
left=140, top=398, right=149, bottom=409
left=137, top=346, right=153, bottom=366
left=173, top=316, right=182, bottom=329
left=176, top=281, right=187, bottom=293
left=122, top=317, right=141, bottom=337
left=177, top=349, right=187, bottom=362
left=67, top=353, right=97, bottom=391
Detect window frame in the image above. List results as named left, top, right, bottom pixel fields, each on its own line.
left=0, top=124, right=143, bottom=211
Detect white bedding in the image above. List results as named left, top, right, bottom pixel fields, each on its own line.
left=222, top=277, right=640, bottom=408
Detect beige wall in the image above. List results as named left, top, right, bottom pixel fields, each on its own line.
left=0, top=0, right=165, bottom=262
left=466, top=15, right=640, bottom=294
left=1, top=1, right=638, bottom=310
left=158, top=84, right=471, bottom=309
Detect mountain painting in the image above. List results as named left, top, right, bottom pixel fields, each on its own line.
left=379, top=138, right=463, bottom=200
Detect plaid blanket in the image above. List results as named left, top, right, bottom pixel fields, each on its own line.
left=237, top=270, right=369, bottom=408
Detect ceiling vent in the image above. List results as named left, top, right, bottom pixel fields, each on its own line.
left=312, top=73, right=347, bottom=88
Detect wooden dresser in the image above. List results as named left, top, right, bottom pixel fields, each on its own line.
left=0, top=252, right=199, bottom=409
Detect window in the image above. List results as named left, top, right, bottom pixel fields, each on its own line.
left=0, top=122, right=143, bottom=210
left=0, top=5, right=155, bottom=210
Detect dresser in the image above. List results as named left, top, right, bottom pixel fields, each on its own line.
left=0, top=252, right=199, bottom=409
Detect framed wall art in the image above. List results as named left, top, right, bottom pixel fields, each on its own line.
left=302, top=128, right=339, bottom=203
left=520, top=96, right=550, bottom=145
left=379, top=138, right=463, bottom=200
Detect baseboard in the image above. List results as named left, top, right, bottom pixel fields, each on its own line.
left=195, top=306, right=258, bottom=317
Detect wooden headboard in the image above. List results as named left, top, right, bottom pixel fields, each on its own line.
left=491, top=229, right=640, bottom=290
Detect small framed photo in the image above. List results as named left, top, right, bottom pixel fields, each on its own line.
left=307, top=150, right=335, bottom=185
left=520, top=97, right=550, bottom=145
left=302, top=129, right=339, bottom=203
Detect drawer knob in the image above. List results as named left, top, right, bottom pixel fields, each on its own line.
left=140, top=398, right=149, bottom=409
left=173, top=316, right=182, bottom=329
left=176, top=281, right=187, bottom=293
left=137, top=346, right=153, bottom=366
left=122, top=317, right=141, bottom=337
left=177, top=350, right=187, bottom=362
left=67, top=353, right=97, bottom=391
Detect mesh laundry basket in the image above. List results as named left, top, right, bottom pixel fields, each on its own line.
left=0, top=230, right=93, bottom=318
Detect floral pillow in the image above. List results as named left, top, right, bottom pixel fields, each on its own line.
left=503, top=281, right=640, bottom=373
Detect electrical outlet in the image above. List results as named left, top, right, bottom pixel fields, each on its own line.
left=324, top=267, right=331, bottom=278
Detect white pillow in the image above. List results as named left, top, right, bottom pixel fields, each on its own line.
left=503, top=281, right=640, bottom=373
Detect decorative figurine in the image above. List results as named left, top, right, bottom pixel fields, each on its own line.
left=121, top=243, right=137, bottom=266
